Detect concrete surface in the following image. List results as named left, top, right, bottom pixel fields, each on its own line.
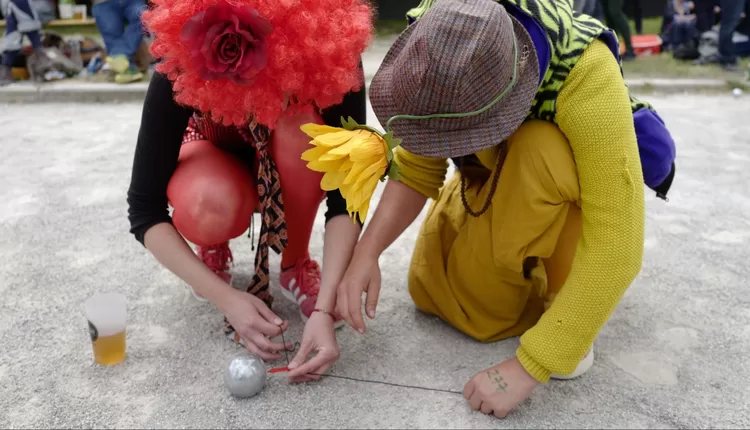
left=0, top=77, right=736, bottom=104
left=0, top=94, right=749, bottom=429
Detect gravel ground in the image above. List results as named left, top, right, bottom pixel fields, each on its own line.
left=0, top=94, right=749, bottom=428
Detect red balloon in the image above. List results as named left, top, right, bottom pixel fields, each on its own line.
left=167, top=140, right=258, bottom=246
left=166, top=110, right=325, bottom=247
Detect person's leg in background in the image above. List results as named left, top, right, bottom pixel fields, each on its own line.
left=717, top=0, right=746, bottom=70
left=573, top=0, right=589, bottom=14
left=590, top=0, right=605, bottom=21
left=582, top=0, right=599, bottom=17
left=92, top=0, right=126, bottom=81
left=113, top=0, right=146, bottom=83
left=0, top=0, right=42, bottom=85
left=694, top=0, right=717, bottom=33
left=661, top=2, right=675, bottom=50
left=631, top=0, right=643, bottom=34
left=601, top=0, right=636, bottom=60
left=92, top=0, right=145, bottom=83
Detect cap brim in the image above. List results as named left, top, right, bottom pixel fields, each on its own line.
left=370, top=14, right=540, bottom=159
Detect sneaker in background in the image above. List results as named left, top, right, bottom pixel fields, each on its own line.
left=114, top=66, right=144, bottom=84
left=105, top=54, right=130, bottom=74
left=279, top=254, right=345, bottom=329
left=192, top=242, right=234, bottom=302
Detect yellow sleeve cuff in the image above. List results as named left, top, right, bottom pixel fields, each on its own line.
left=516, top=346, right=552, bottom=384
left=393, top=147, right=448, bottom=200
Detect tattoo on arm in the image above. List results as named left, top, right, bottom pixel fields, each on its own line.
left=486, top=369, right=509, bottom=393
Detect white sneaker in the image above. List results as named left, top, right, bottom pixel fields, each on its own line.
left=551, top=347, right=594, bottom=380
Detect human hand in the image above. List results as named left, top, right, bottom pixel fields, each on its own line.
left=336, top=249, right=381, bottom=334
left=463, top=357, right=539, bottom=419
left=287, top=310, right=340, bottom=382
left=219, top=290, right=292, bottom=361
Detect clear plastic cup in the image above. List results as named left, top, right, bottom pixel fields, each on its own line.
left=84, top=292, right=127, bottom=365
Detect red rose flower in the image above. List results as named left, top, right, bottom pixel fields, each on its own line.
left=179, top=2, right=273, bottom=85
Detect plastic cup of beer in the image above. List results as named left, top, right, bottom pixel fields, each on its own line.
left=84, top=292, right=127, bottom=366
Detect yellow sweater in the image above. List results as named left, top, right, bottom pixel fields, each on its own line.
left=394, top=40, right=645, bottom=382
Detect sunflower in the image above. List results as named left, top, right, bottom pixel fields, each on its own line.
left=301, top=117, right=402, bottom=221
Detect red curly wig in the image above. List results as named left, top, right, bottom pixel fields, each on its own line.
left=143, top=0, right=374, bottom=128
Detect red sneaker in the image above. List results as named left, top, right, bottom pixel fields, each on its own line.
left=193, top=242, right=233, bottom=301
left=279, top=255, right=344, bottom=329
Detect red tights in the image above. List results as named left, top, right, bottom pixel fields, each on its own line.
left=166, top=112, right=325, bottom=268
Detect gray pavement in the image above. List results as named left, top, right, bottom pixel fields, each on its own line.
left=0, top=94, right=749, bottom=429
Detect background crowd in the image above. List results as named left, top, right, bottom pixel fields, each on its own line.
left=1, top=0, right=749, bottom=86
left=575, top=0, right=748, bottom=71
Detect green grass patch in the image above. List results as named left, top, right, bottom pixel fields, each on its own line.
left=622, top=53, right=749, bottom=79
left=376, top=19, right=407, bottom=37
left=631, top=16, right=663, bottom=36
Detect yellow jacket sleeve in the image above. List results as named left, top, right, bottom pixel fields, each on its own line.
left=516, top=40, right=646, bottom=382
left=392, top=146, right=449, bottom=200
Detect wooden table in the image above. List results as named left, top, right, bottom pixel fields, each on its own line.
left=0, top=18, right=99, bottom=36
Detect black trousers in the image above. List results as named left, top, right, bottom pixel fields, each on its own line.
left=601, top=0, right=634, bottom=52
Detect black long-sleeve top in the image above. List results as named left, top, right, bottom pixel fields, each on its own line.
left=127, top=72, right=366, bottom=245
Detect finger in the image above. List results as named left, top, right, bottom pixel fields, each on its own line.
left=290, top=373, right=318, bottom=383
left=251, top=333, right=292, bottom=353
left=348, top=281, right=366, bottom=334
left=243, top=338, right=280, bottom=361
left=287, top=341, right=314, bottom=372
left=309, top=360, right=334, bottom=380
left=289, top=351, right=334, bottom=381
left=494, top=408, right=509, bottom=419
left=337, top=283, right=355, bottom=331
left=364, top=272, right=381, bottom=319
left=463, top=379, right=476, bottom=400
left=480, top=401, right=494, bottom=415
left=469, top=392, right=483, bottom=411
left=251, top=318, right=288, bottom=338
left=254, top=299, right=285, bottom=326
left=294, top=358, right=333, bottom=383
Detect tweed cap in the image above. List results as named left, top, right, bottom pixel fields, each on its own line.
left=370, top=0, right=539, bottom=158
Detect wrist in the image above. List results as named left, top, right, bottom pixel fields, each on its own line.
left=515, top=347, right=551, bottom=384
left=209, top=282, right=240, bottom=311
left=311, top=308, right=335, bottom=320
left=314, top=291, right=336, bottom=312
left=354, top=237, right=382, bottom=260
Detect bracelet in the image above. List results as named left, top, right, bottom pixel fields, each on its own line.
left=313, top=308, right=335, bottom=319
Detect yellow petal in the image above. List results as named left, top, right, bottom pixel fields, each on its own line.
left=307, top=158, right=348, bottom=173
left=300, top=123, right=344, bottom=138
left=313, top=130, right=360, bottom=148
left=338, top=159, right=354, bottom=172
left=349, top=171, right=380, bottom=205
left=301, top=145, right=331, bottom=162
left=320, top=170, right=348, bottom=191
left=319, top=151, right=350, bottom=161
left=350, top=135, right=387, bottom=161
left=344, top=159, right=386, bottom=186
left=357, top=197, right=371, bottom=221
left=326, top=130, right=369, bottom=155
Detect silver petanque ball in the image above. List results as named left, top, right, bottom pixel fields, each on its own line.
left=733, top=88, right=743, bottom=98
left=224, top=353, right=267, bottom=398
